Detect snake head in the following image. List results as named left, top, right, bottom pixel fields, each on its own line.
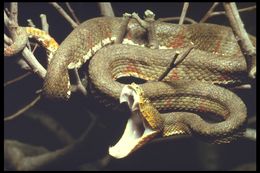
left=109, top=83, right=163, bottom=159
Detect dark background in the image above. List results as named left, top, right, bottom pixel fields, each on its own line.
left=4, top=2, right=256, bottom=171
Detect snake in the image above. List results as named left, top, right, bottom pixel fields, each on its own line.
left=4, top=27, right=59, bottom=62
left=39, top=17, right=255, bottom=158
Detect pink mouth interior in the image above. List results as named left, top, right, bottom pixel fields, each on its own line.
left=109, top=85, right=159, bottom=159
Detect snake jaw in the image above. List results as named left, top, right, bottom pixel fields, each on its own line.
left=109, top=83, right=160, bottom=159
left=109, top=112, right=159, bottom=159
left=119, top=84, right=140, bottom=111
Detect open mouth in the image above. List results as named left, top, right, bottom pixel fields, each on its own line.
left=109, top=84, right=160, bottom=159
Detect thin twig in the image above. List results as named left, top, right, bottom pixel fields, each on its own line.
left=131, top=10, right=158, bottom=49
left=27, top=19, right=39, bottom=53
left=4, top=72, right=31, bottom=87
left=179, top=2, right=189, bottom=25
left=98, top=2, right=115, bottom=17
left=79, top=154, right=113, bottom=171
left=65, top=2, right=80, bottom=24
left=10, top=13, right=47, bottom=75
left=40, top=14, right=56, bottom=64
left=158, top=46, right=194, bottom=81
left=40, top=14, right=49, bottom=33
left=26, top=110, right=75, bottom=145
left=158, top=17, right=197, bottom=24
left=5, top=9, right=46, bottom=77
left=206, top=5, right=256, bottom=20
left=158, top=53, right=179, bottom=81
left=9, top=20, right=31, bottom=71
left=4, top=95, right=41, bottom=121
left=4, top=27, right=28, bottom=57
left=4, top=110, right=97, bottom=170
left=22, top=48, right=47, bottom=78
left=4, top=11, right=28, bottom=57
left=5, top=33, right=30, bottom=60
left=69, top=69, right=87, bottom=96
left=5, top=4, right=18, bottom=38
left=10, top=3, right=18, bottom=24
left=115, top=13, right=131, bottom=44
left=200, top=4, right=256, bottom=23
left=74, top=74, right=87, bottom=96
left=4, top=7, right=11, bottom=16
left=26, top=40, right=32, bottom=51
left=247, top=116, right=256, bottom=125
left=234, top=5, right=256, bottom=13
left=27, top=19, right=35, bottom=27
left=32, top=44, right=39, bottom=53
left=98, top=154, right=112, bottom=169
left=16, top=59, right=31, bottom=71
left=4, top=34, right=13, bottom=45
left=4, top=139, right=50, bottom=170
left=131, top=12, right=148, bottom=28
left=199, top=2, right=219, bottom=23
left=243, top=128, right=256, bottom=141
left=231, top=84, right=251, bottom=90
left=49, top=2, right=78, bottom=28
left=223, top=3, right=256, bottom=79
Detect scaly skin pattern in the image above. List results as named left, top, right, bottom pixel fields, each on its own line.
left=43, top=17, right=124, bottom=99
left=4, top=27, right=59, bottom=61
left=4, top=27, right=28, bottom=57
left=25, top=27, right=59, bottom=62
left=88, top=44, right=247, bottom=143
left=42, top=16, right=255, bottom=99
left=42, top=17, right=255, bottom=141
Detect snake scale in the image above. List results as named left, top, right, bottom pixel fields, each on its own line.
left=42, top=17, right=255, bottom=158
left=4, top=27, right=59, bottom=59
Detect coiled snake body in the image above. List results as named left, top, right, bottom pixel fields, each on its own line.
left=42, top=17, right=255, bottom=158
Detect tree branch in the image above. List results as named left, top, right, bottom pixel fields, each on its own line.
left=26, top=110, right=75, bottom=145
left=131, top=10, right=158, bottom=49
left=4, top=72, right=31, bottom=87
left=49, top=2, right=78, bottom=29
left=208, top=5, right=256, bottom=22
left=211, top=6, right=257, bottom=17
left=98, top=2, right=115, bottom=17
left=4, top=110, right=97, bottom=170
left=4, top=95, right=41, bottom=121
left=22, top=48, right=47, bottom=78
left=199, top=2, right=219, bottom=23
left=27, top=19, right=35, bottom=27
left=223, top=3, right=256, bottom=79
left=16, top=59, right=32, bottom=71
left=114, top=13, right=131, bottom=44
left=65, top=2, right=80, bottom=24
left=4, top=33, right=13, bottom=45
left=4, top=140, right=49, bottom=170
left=247, top=116, right=256, bottom=125
left=4, top=10, right=28, bottom=57
left=243, top=128, right=256, bottom=141
left=4, top=8, right=47, bottom=78
left=158, top=46, right=194, bottom=81
left=68, top=68, right=87, bottom=96
left=200, top=4, right=256, bottom=23
left=40, top=14, right=49, bottom=33
left=230, top=84, right=251, bottom=90
left=179, top=2, right=189, bottom=24
left=158, top=16, right=197, bottom=24
left=9, top=2, right=18, bottom=24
